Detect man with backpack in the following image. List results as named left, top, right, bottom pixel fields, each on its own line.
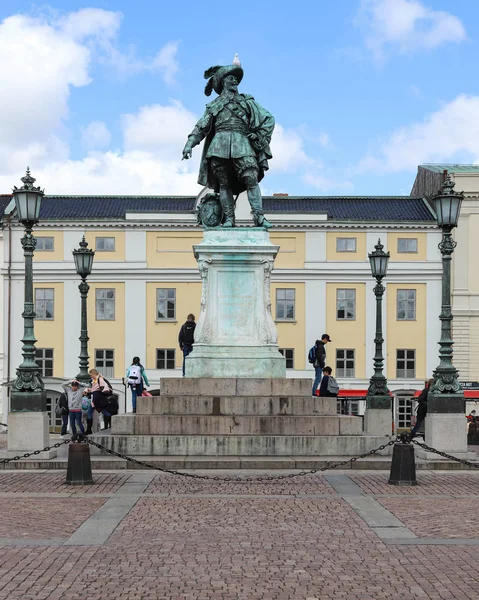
left=308, top=334, right=331, bottom=396
left=178, top=314, right=196, bottom=377
left=318, top=366, right=340, bottom=398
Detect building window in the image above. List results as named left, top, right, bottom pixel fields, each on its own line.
left=396, top=349, right=416, bottom=378
left=278, top=348, right=294, bottom=369
left=336, top=349, right=355, bottom=377
left=96, top=288, right=115, bottom=320
left=336, top=289, right=356, bottom=320
left=336, top=237, right=357, bottom=252
left=156, top=349, right=176, bottom=369
left=96, top=237, right=115, bottom=252
left=276, top=288, right=295, bottom=320
left=95, top=349, right=114, bottom=378
left=397, top=238, right=418, bottom=253
left=397, top=396, right=414, bottom=430
left=397, top=289, right=416, bottom=320
left=35, top=348, right=53, bottom=377
left=36, top=237, right=54, bottom=251
left=35, top=288, right=54, bottom=320
left=156, top=288, right=176, bottom=320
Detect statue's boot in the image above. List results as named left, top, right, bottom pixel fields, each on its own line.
left=248, top=185, right=272, bottom=228
left=219, top=187, right=235, bottom=227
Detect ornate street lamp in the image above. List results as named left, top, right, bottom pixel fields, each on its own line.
left=366, top=239, right=390, bottom=409
left=72, top=237, right=95, bottom=383
left=429, top=175, right=463, bottom=404
left=11, top=168, right=45, bottom=401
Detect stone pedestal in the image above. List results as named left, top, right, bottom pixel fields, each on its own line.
left=187, top=228, right=286, bottom=378
left=364, top=396, right=392, bottom=437
left=6, top=412, right=56, bottom=459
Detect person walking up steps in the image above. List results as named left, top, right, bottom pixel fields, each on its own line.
left=126, top=357, right=149, bottom=413
left=178, top=314, right=196, bottom=377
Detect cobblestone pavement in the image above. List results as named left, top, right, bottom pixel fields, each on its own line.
left=0, top=470, right=478, bottom=599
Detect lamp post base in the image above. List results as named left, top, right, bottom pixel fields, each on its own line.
left=425, top=393, right=467, bottom=454
left=364, top=396, right=392, bottom=436
left=7, top=390, right=55, bottom=457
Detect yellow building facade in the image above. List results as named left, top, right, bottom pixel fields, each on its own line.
left=0, top=191, right=443, bottom=431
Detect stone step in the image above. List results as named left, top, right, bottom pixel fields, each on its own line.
left=137, top=395, right=337, bottom=416
left=2, top=454, right=477, bottom=470
left=112, top=414, right=362, bottom=436
left=92, top=433, right=392, bottom=456
left=160, top=377, right=313, bottom=397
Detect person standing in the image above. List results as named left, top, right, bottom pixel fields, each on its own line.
left=178, top=314, right=196, bottom=377
left=311, top=334, right=331, bottom=396
left=411, top=378, right=434, bottom=438
left=85, top=369, right=113, bottom=432
left=55, top=391, right=69, bottom=438
left=126, top=357, right=149, bottom=413
left=62, top=380, right=87, bottom=439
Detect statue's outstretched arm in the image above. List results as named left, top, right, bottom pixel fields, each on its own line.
left=182, top=110, right=212, bottom=160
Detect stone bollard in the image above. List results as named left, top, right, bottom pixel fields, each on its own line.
left=66, top=442, right=94, bottom=485
left=388, top=435, right=417, bottom=486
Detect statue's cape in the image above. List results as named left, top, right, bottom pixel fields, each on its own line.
left=197, top=93, right=275, bottom=195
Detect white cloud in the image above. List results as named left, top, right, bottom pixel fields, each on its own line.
left=81, top=121, right=112, bottom=149
left=359, top=0, right=466, bottom=59
left=357, top=94, right=479, bottom=173
left=122, top=101, right=197, bottom=158
left=269, top=125, right=313, bottom=172
left=303, top=172, right=354, bottom=193
left=151, top=41, right=180, bottom=86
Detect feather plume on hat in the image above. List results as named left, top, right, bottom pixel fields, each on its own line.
left=204, top=65, right=221, bottom=96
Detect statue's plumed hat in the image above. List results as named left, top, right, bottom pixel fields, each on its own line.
left=204, top=55, right=243, bottom=96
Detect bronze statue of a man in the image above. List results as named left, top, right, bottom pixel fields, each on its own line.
left=182, top=57, right=275, bottom=228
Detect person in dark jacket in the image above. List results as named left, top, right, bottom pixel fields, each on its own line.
left=56, top=392, right=69, bottom=438
left=411, top=378, right=434, bottom=438
left=318, top=366, right=339, bottom=398
left=312, top=334, right=331, bottom=396
left=178, top=314, right=196, bottom=377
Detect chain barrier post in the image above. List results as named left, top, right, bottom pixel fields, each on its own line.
left=388, top=433, right=417, bottom=486
left=65, top=438, right=93, bottom=485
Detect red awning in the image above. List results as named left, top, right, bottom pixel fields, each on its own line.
left=338, top=390, right=393, bottom=398
left=412, top=390, right=479, bottom=398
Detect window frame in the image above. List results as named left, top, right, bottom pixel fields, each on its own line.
left=94, top=348, right=115, bottom=378
left=35, top=237, right=54, bottom=251
left=336, top=237, right=357, bottom=253
left=336, top=348, right=355, bottom=378
left=35, top=348, right=54, bottom=377
left=156, top=348, right=176, bottom=370
left=95, top=237, right=116, bottom=252
left=397, top=238, right=418, bottom=254
left=35, top=288, right=54, bottom=320
left=396, top=349, right=416, bottom=379
left=396, top=289, right=416, bottom=321
left=275, top=288, right=296, bottom=321
left=336, top=288, right=356, bottom=321
left=156, top=288, right=176, bottom=321
left=278, top=348, right=295, bottom=369
left=95, top=288, right=116, bottom=321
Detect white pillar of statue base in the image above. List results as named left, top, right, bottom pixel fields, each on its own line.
left=187, top=228, right=286, bottom=379
left=364, top=408, right=392, bottom=437
left=6, top=412, right=57, bottom=459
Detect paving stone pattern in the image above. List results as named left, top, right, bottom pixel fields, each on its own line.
left=0, top=470, right=478, bottom=599
left=378, top=497, right=479, bottom=539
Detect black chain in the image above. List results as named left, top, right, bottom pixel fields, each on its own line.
left=0, top=422, right=7, bottom=428
left=412, top=438, right=479, bottom=468
left=86, top=438, right=397, bottom=481
left=0, top=439, right=71, bottom=464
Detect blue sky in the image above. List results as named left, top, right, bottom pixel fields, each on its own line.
left=0, top=0, right=477, bottom=197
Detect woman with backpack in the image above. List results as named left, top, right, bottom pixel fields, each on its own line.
left=84, top=369, right=113, bottom=433
left=126, top=357, right=149, bottom=413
